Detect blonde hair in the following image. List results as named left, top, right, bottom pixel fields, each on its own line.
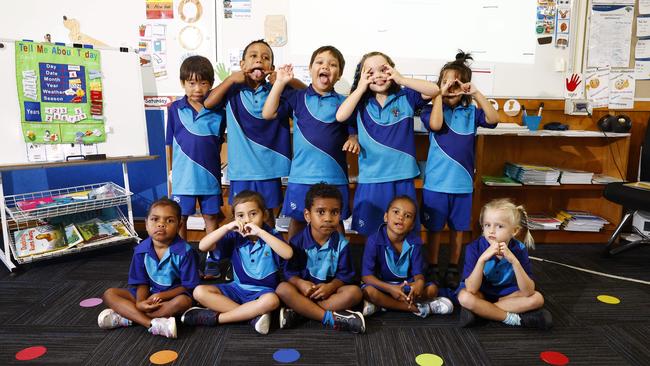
left=479, top=198, right=534, bottom=249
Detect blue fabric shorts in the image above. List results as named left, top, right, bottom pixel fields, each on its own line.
left=361, top=280, right=435, bottom=295
left=281, top=183, right=350, bottom=222
left=215, top=282, right=275, bottom=304
left=352, top=179, right=419, bottom=236
left=455, top=281, right=519, bottom=303
left=172, top=194, right=223, bottom=216
left=229, top=179, right=283, bottom=209
left=421, top=190, right=472, bottom=231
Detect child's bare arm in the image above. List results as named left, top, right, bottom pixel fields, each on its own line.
left=336, top=66, right=373, bottom=122
left=262, top=65, right=293, bottom=119
left=204, top=71, right=245, bottom=109
left=149, top=286, right=188, bottom=302
left=463, top=82, right=498, bottom=124
left=198, top=221, right=240, bottom=252
left=245, top=223, right=293, bottom=259
left=384, top=65, right=439, bottom=98
left=429, top=94, right=444, bottom=131
left=500, top=244, right=535, bottom=295
left=310, top=279, right=343, bottom=300
left=362, top=275, right=408, bottom=302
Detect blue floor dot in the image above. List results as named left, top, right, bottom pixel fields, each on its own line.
left=273, top=348, right=300, bottom=363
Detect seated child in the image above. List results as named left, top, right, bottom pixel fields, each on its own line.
left=276, top=183, right=365, bottom=334
left=99, top=197, right=199, bottom=339
left=361, top=196, right=453, bottom=318
left=457, top=198, right=552, bottom=329
left=181, top=190, right=293, bottom=335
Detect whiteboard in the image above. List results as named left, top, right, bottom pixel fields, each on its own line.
left=0, top=39, right=149, bottom=165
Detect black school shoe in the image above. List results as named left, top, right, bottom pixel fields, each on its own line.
left=424, top=266, right=441, bottom=285
left=443, top=268, right=460, bottom=289
left=333, top=310, right=366, bottom=334
left=520, top=309, right=553, bottom=330
left=279, top=307, right=305, bottom=329
left=181, top=307, right=219, bottom=326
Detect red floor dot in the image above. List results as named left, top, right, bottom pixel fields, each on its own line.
left=540, top=350, right=569, bottom=366
left=15, top=346, right=47, bottom=361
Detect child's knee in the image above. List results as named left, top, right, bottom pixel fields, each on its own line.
left=275, top=282, right=295, bottom=299
left=259, top=293, right=281, bottom=311
left=530, top=291, right=544, bottom=308
left=457, top=289, right=476, bottom=308
left=193, top=285, right=211, bottom=300
left=102, top=287, right=118, bottom=301
left=362, top=286, right=380, bottom=301
left=348, top=286, right=363, bottom=303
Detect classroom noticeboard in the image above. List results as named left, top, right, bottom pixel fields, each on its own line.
left=15, top=41, right=105, bottom=145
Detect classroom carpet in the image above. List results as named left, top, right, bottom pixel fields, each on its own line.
left=0, top=241, right=649, bottom=365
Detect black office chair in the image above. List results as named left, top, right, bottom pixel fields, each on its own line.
left=603, top=122, right=650, bottom=256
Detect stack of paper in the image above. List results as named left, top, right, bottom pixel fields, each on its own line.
left=186, top=216, right=206, bottom=231
left=527, top=214, right=562, bottom=230
left=557, top=168, right=594, bottom=184
left=556, top=210, right=609, bottom=232
left=592, top=174, right=624, bottom=184
left=477, top=123, right=529, bottom=135
left=505, top=163, right=561, bottom=185
left=481, top=175, right=523, bottom=186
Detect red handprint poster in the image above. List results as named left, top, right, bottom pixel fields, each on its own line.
left=564, top=72, right=584, bottom=99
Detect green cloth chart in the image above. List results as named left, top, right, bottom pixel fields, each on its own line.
left=15, top=41, right=105, bottom=144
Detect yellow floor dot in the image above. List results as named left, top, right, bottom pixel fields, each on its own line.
left=149, top=350, right=178, bottom=365
left=415, top=353, right=444, bottom=366
left=597, top=294, right=621, bottom=304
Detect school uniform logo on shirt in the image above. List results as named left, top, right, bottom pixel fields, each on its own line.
left=392, top=108, right=400, bottom=117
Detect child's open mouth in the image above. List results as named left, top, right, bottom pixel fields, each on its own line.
left=318, top=72, right=330, bottom=85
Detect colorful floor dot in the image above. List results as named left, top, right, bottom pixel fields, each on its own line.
left=273, top=348, right=301, bottom=363
left=597, top=294, right=620, bottom=304
left=415, top=353, right=444, bottom=366
left=79, top=298, right=103, bottom=307
left=149, top=350, right=178, bottom=365
left=540, top=350, right=570, bottom=366
left=15, top=346, right=47, bottom=361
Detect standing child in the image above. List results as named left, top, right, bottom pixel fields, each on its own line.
left=204, top=39, right=305, bottom=227
left=361, top=196, right=453, bottom=318
left=98, top=198, right=198, bottom=339
left=420, top=51, right=499, bottom=288
left=275, top=183, right=365, bottom=333
left=166, top=55, right=226, bottom=240
left=457, top=198, right=552, bottom=329
left=181, top=191, right=293, bottom=335
left=262, top=45, right=359, bottom=239
left=336, top=52, right=439, bottom=237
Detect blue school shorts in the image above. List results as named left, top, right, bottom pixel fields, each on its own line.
left=361, top=280, right=435, bottom=295
left=281, top=183, right=350, bottom=222
left=352, top=179, right=419, bottom=236
left=455, top=281, right=519, bottom=303
left=421, top=190, right=472, bottom=231
left=172, top=194, right=223, bottom=216
left=229, top=179, right=283, bottom=209
left=215, top=282, right=275, bottom=304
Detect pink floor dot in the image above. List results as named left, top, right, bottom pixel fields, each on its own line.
left=79, top=298, right=103, bottom=307
left=15, top=346, right=47, bottom=361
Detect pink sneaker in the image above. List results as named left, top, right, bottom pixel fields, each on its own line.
left=148, top=317, right=177, bottom=339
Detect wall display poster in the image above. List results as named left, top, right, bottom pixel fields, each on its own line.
left=138, top=24, right=168, bottom=80
left=146, top=0, right=173, bottom=19
left=536, top=1, right=557, bottom=38
left=15, top=41, right=105, bottom=145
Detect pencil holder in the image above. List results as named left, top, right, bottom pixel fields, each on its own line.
left=523, top=115, right=542, bottom=131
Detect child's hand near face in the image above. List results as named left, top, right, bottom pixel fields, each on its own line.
left=460, top=81, right=478, bottom=96
left=242, top=222, right=262, bottom=237
left=499, top=242, right=517, bottom=263
left=442, top=79, right=463, bottom=97
left=480, top=239, right=501, bottom=262
left=274, top=64, right=294, bottom=86
left=229, top=70, right=247, bottom=84
left=356, top=66, right=374, bottom=92
left=384, top=64, right=404, bottom=85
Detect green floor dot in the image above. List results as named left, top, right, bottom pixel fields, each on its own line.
left=415, top=353, right=444, bottom=366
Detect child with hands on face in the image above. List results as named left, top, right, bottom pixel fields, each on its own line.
left=181, top=191, right=293, bottom=335
left=360, top=196, right=453, bottom=318
left=457, top=198, right=552, bottom=330
left=275, top=183, right=365, bottom=334
left=99, top=198, right=199, bottom=339
left=263, top=46, right=360, bottom=240
left=336, top=52, right=439, bottom=237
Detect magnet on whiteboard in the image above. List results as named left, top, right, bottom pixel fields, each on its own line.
left=503, top=99, right=521, bottom=117
left=488, top=99, right=499, bottom=111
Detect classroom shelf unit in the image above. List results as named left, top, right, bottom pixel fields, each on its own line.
left=473, top=132, right=630, bottom=243
left=0, top=156, right=156, bottom=271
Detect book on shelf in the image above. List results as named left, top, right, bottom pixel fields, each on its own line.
left=623, top=181, right=650, bottom=191
left=556, top=168, right=594, bottom=184
left=504, top=162, right=560, bottom=185
left=13, top=224, right=67, bottom=258
left=556, top=210, right=609, bottom=232
left=76, top=218, right=120, bottom=242
left=527, top=214, right=562, bottom=230
left=592, top=174, right=624, bottom=184
left=481, top=176, right=522, bottom=186
left=64, top=223, right=84, bottom=248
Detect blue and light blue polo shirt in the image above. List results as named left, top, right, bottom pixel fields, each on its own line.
left=420, top=104, right=495, bottom=194
left=355, top=87, right=429, bottom=183
left=361, top=224, right=425, bottom=282
left=165, top=96, right=226, bottom=195
left=461, top=236, right=534, bottom=297
left=214, top=225, right=285, bottom=291
left=284, top=226, right=355, bottom=284
left=128, top=236, right=200, bottom=294
left=282, top=85, right=351, bottom=185
left=224, top=83, right=291, bottom=181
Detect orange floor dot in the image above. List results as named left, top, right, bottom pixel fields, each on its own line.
left=149, top=350, right=178, bottom=365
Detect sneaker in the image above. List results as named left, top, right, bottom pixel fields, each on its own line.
left=251, top=312, right=271, bottom=335
left=458, top=307, right=478, bottom=328
left=181, top=307, right=219, bottom=326
left=97, top=309, right=131, bottom=329
left=362, top=300, right=379, bottom=317
left=520, top=309, right=553, bottom=330
left=333, top=310, right=366, bottom=334
left=279, top=307, right=304, bottom=329
left=414, top=303, right=432, bottom=318
left=429, top=297, right=454, bottom=315
left=443, top=268, right=460, bottom=289
left=202, top=261, right=221, bottom=280
left=148, top=317, right=177, bottom=339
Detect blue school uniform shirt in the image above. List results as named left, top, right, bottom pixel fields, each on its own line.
left=420, top=104, right=495, bottom=194
left=284, top=226, right=355, bottom=284
left=461, top=236, right=534, bottom=295
left=355, top=87, right=429, bottom=183
left=361, top=224, right=425, bottom=282
left=223, top=82, right=291, bottom=180
left=128, top=236, right=200, bottom=294
left=165, top=96, right=226, bottom=195
left=215, top=225, right=284, bottom=291
left=282, top=85, right=351, bottom=185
